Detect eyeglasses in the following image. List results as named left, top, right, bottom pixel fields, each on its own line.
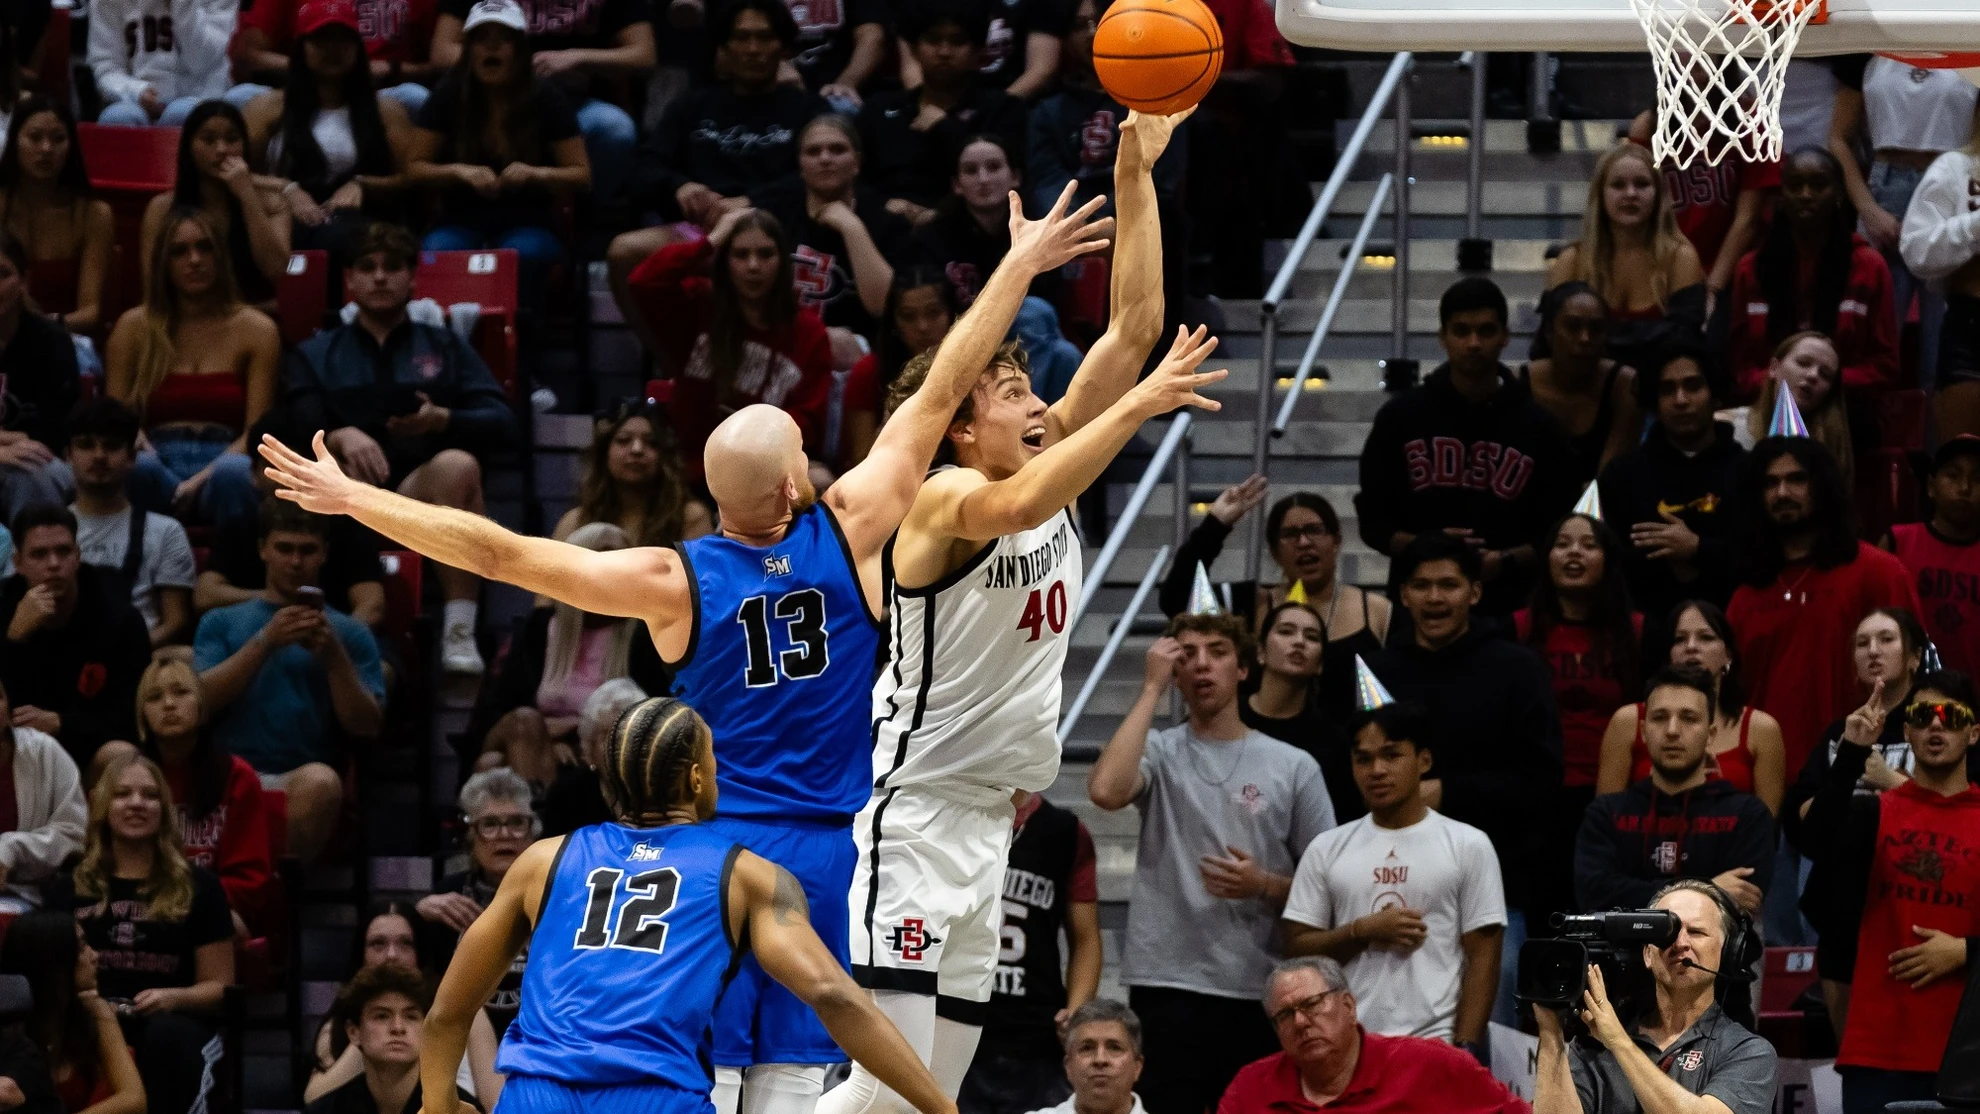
left=472, top=814, right=535, bottom=839
left=1276, top=525, right=1333, bottom=545
left=1269, top=990, right=1347, bottom=1030
left=1905, top=700, right=1976, bottom=731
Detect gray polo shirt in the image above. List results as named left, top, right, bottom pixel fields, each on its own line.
left=1122, top=723, right=1336, bottom=999
left=1569, top=1003, right=1777, bottom=1114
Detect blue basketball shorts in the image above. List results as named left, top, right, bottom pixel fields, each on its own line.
left=495, top=1075, right=710, bottom=1114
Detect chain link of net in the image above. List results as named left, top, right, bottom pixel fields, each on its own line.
left=1630, top=0, right=1823, bottom=167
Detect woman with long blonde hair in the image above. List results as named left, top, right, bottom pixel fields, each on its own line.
left=1548, top=142, right=1708, bottom=371
left=103, top=205, right=278, bottom=526
left=552, top=399, right=713, bottom=548
left=75, top=752, right=235, bottom=1114
left=469, top=522, right=672, bottom=785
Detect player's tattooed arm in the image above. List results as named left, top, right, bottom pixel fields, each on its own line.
left=771, top=865, right=811, bottom=927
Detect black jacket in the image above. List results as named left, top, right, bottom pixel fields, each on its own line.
left=1355, top=363, right=1577, bottom=615
left=0, top=566, right=150, bottom=770
left=1367, top=628, right=1564, bottom=907
left=0, top=311, right=81, bottom=452
left=856, top=86, right=1029, bottom=210
left=1597, top=421, right=1747, bottom=624
left=1575, top=777, right=1776, bottom=912
left=630, top=85, right=827, bottom=216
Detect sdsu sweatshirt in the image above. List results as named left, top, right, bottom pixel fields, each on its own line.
left=1574, top=777, right=1776, bottom=912
left=88, top=0, right=237, bottom=105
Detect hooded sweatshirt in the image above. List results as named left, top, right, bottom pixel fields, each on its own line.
left=1366, top=629, right=1564, bottom=910
left=1014, top=297, right=1084, bottom=406
left=1575, top=776, right=1776, bottom=912
left=1597, top=420, right=1748, bottom=620
left=1356, top=363, right=1578, bottom=615
left=88, top=0, right=236, bottom=105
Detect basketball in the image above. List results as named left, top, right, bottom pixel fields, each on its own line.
left=1092, top=0, right=1225, bottom=116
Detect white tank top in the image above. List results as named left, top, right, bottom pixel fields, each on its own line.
left=870, top=503, right=1083, bottom=805
left=266, top=107, right=360, bottom=186
left=1862, top=57, right=1978, bottom=154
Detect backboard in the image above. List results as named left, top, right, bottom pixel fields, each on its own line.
left=1273, top=0, right=1980, bottom=56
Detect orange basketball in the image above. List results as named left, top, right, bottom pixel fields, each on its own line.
left=1092, top=0, right=1225, bottom=116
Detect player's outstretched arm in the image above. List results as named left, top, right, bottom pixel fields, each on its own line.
left=732, top=854, right=958, bottom=1114
left=262, top=433, right=690, bottom=627
left=913, top=326, right=1225, bottom=543
left=421, top=838, right=562, bottom=1114
left=1045, top=109, right=1191, bottom=443
left=827, top=183, right=1112, bottom=557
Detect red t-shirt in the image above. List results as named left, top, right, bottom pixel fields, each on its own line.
left=1217, top=1033, right=1531, bottom=1114
left=1890, top=523, right=1980, bottom=681
left=1727, top=544, right=1921, bottom=776
left=1513, top=611, right=1644, bottom=788
left=1839, top=779, right=1980, bottom=1072
left=234, top=0, right=439, bottom=65
left=1198, top=0, right=1294, bottom=71
left=1664, top=157, right=1781, bottom=275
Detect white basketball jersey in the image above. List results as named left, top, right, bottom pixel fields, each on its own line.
left=871, top=507, right=1083, bottom=803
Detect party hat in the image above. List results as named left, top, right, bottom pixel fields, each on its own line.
left=1924, top=638, right=1945, bottom=674
left=1571, top=480, right=1603, bottom=522
left=1767, top=386, right=1810, bottom=439
left=1354, top=655, right=1396, bottom=711
left=1284, top=579, right=1308, bottom=605
left=1188, top=563, right=1223, bottom=615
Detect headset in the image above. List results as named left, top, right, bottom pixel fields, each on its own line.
left=1669, top=880, right=1760, bottom=983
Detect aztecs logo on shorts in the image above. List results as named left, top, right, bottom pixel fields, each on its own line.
left=886, top=917, right=943, bottom=963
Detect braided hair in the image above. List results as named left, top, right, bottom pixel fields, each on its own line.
left=599, top=697, right=710, bottom=823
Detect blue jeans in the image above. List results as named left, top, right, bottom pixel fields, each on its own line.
left=223, top=83, right=269, bottom=110
left=1492, top=907, right=1528, bottom=1028
left=98, top=95, right=203, bottom=127
left=134, top=430, right=259, bottom=528
left=1869, top=160, right=1947, bottom=391
left=575, top=98, right=636, bottom=201
left=422, top=224, right=563, bottom=315
left=380, top=83, right=430, bottom=116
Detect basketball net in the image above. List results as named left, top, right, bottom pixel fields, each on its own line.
left=1631, top=0, right=1826, bottom=167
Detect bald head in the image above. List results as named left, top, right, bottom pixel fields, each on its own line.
left=704, top=406, right=812, bottom=535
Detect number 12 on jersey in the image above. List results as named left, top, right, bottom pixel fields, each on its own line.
left=1016, top=582, right=1068, bottom=642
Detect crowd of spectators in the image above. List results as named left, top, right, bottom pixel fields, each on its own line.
left=2, top=4, right=1980, bottom=1114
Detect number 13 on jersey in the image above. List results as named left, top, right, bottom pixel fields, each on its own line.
left=738, top=590, right=830, bottom=687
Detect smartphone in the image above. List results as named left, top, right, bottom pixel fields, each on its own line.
left=296, top=586, right=326, bottom=611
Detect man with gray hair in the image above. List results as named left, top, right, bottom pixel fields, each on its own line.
left=1019, top=1000, right=1144, bottom=1114
left=1216, top=957, right=1530, bottom=1113
left=421, top=768, right=540, bottom=1035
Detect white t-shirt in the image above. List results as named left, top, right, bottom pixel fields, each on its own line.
left=1283, top=810, right=1505, bottom=1041
left=72, top=505, right=197, bottom=628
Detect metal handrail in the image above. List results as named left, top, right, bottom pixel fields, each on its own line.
left=1058, top=543, right=1170, bottom=745
left=1271, top=173, right=1393, bottom=437
left=1071, top=413, right=1192, bottom=633
left=1248, top=51, right=1414, bottom=580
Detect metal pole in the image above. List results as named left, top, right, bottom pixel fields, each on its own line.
left=1059, top=544, right=1171, bottom=745
left=1391, top=61, right=1412, bottom=364
left=1468, top=57, right=1486, bottom=241
left=1073, top=413, right=1191, bottom=631
left=1173, top=426, right=1191, bottom=558
left=1274, top=174, right=1393, bottom=436
left=1246, top=315, right=1275, bottom=582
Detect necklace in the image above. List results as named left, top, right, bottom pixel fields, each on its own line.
left=1780, top=565, right=1816, bottom=605
left=1185, top=725, right=1251, bottom=787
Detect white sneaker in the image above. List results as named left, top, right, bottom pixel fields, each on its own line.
left=442, top=620, right=485, bottom=676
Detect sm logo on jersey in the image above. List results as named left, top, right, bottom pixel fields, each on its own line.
left=764, top=554, right=792, bottom=577
left=887, top=918, right=943, bottom=963
left=629, top=842, right=662, bottom=862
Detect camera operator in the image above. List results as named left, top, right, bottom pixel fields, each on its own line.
left=1534, top=880, right=1777, bottom=1114
left=1806, top=669, right=1980, bottom=1114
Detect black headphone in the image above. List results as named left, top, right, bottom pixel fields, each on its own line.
left=1687, top=881, right=1761, bottom=982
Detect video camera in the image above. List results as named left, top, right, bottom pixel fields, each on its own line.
left=1517, top=909, right=1679, bottom=1009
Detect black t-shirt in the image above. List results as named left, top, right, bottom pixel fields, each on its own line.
left=414, top=76, right=581, bottom=229
left=0, top=310, right=83, bottom=451
left=855, top=86, right=1029, bottom=209
left=427, top=870, right=526, bottom=1034
left=1829, top=54, right=1873, bottom=90
left=82, top=867, right=233, bottom=1001
left=305, top=1078, right=472, bottom=1114
left=754, top=183, right=913, bottom=339
left=630, top=84, right=826, bottom=213
left=912, top=204, right=1059, bottom=308
left=5, top=2, right=51, bottom=70
left=789, top=0, right=889, bottom=90
left=208, top=515, right=387, bottom=617
left=977, top=0, right=1071, bottom=92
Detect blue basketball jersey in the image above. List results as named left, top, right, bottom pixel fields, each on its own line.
left=672, top=503, right=883, bottom=822
left=496, top=824, right=743, bottom=1088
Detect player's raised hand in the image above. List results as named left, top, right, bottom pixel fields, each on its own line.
left=1125, top=325, right=1226, bottom=420
left=1117, top=107, right=1195, bottom=172
left=1006, top=181, right=1113, bottom=275
left=260, top=431, right=366, bottom=517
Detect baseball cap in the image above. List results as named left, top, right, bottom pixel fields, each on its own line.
left=1935, top=434, right=1980, bottom=471
left=296, top=0, right=362, bottom=36
left=462, top=0, right=529, bottom=34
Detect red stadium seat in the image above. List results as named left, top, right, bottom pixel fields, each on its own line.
left=80, top=124, right=180, bottom=312
left=472, top=309, right=518, bottom=399
left=416, top=249, right=519, bottom=316
left=192, top=546, right=210, bottom=574
left=277, top=251, right=332, bottom=346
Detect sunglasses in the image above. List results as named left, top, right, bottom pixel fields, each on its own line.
left=1905, top=700, right=1976, bottom=731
